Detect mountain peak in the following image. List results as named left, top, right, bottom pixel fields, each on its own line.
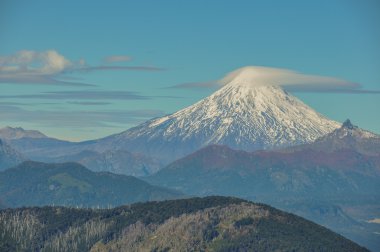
left=220, top=66, right=286, bottom=89
left=342, top=119, right=357, bottom=130
left=222, top=66, right=267, bottom=87
left=334, top=119, right=379, bottom=140
left=285, top=118, right=380, bottom=156
left=0, top=126, right=47, bottom=140
left=98, top=67, right=340, bottom=163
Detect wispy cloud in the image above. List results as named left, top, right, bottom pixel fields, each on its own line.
left=0, top=90, right=150, bottom=100
left=0, top=101, right=30, bottom=106
left=67, top=101, right=112, bottom=106
left=284, top=86, right=380, bottom=94
left=170, top=66, right=380, bottom=94
left=76, top=65, right=165, bottom=72
left=0, top=50, right=164, bottom=86
left=104, top=55, right=132, bottom=63
left=0, top=105, right=164, bottom=128
left=167, top=81, right=217, bottom=89
left=0, top=90, right=182, bottom=101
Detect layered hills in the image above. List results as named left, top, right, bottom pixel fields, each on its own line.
left=1, top=66, right=379, bottom=250
left=147, top=121, right=380, bottom=199
left=145, top=121, right=380, bottom=251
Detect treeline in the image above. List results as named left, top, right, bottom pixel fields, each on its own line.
left=0, top=196, right=368, bottom=252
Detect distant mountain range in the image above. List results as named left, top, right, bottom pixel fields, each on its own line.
left=55, top=149, right=163, bottom=177
left=0, top=126, right=47, bottom=139
left=0, top=196, right=368, bottom=252
left=0, top=128, right=78, bottom=160
left=146, top=121, right=380, bottom=198
left=0, top=161, right=182, bottom=208
left=0, top=128, right=159, bottom=176
left=146, top=146, right=380, bottom=200
left=1, top=120, right=377, bottom=250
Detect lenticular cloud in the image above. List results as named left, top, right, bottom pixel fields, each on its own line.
left=219, top=66, right=360, bottom=91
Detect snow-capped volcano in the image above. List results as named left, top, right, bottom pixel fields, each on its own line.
left=97, top=66, right=340, bottom=163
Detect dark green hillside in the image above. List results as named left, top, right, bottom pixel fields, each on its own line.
left=0, top=161, right=182, bottom=208
left=0, top=196, right=368, bottom=252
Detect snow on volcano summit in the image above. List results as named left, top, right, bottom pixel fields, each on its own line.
left=97, top=66, right=340, bottom=162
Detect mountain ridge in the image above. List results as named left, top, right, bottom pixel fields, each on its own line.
left=0, top=196, right=368, bottom=252
left=0, top=161, right=182, bottom=208
left=0, top=126, right=47, bottom=140
left=145, top=121, right=380, bottom=251
left=284, top=119, right=380, bottom=156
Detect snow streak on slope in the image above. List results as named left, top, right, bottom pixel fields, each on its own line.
left=99, top=67, right=340, bottom=162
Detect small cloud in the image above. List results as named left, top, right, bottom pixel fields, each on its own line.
left=0, top=50, right=71, bottom=75
left=78, top=58, right=86, bottom=66
left=0, top=50, right=84, bottom=86
left=104, top=55, right=132, bottom=63
left=170, top=66, right=380, bottom=94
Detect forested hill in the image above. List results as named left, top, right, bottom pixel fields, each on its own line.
left=0, top=161, right=182, bottom=208
left=0, top=196, right=368, bottom=252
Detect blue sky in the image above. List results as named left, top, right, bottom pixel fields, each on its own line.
left=0, top=0, right=379, bottom=140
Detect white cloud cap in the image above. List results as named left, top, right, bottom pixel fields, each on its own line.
left=219, top=66, right=359, bottom=91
